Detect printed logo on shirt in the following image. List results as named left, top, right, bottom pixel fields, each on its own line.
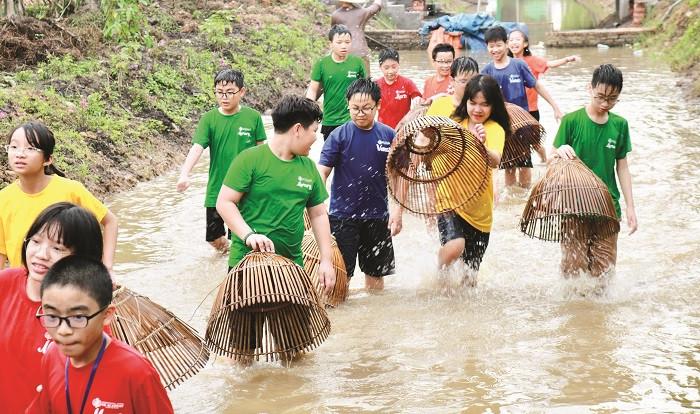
left=376, top=140, right=391, bottom=153
left=238, top=126, right=252, bottom=138
left=394, top=89, right=408, bottom=101
left=605, top=138, right=616, bottom=149
left=92, top=397, right=125, bottom=412
left=296, top=176, right=313, bottom=190
left=508, top=74, right=522, bottom=84
left=347, top=71, right=358, bottom=78
left=37, top=332, right=52, bottom=354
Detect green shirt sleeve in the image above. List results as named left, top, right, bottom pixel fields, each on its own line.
left=222, top=148, right=254, bottom=193
left=358, top=58, right=367, bottom=78
left=553, top=115, right=570, bottom=148
left=616, top=118, right=632, bottom=159
left=192, top=111, right=211, bottom=148
left=254, top=113, right=267, bottom=142
left=306, top=162, right=329, bottom=207
left=310, top=58, right=323, bottom=83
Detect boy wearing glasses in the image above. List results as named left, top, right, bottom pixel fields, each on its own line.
left=318, top=79, right=403, bottom=291
left=422, top=43, right=455, bottom=103
left=553, top=64, right=638, bottom=278
left=307, top=24, right=367, bottom=141
left=28, top=256, right=173, bottom=413
left=176, top=69, right=266, bottom=253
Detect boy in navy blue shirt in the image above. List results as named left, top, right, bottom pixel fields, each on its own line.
left=318, top=78, right=403, bottom=291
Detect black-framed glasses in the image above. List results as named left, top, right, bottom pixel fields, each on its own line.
left=5, top=144, right=44, bottom=155
left=434, top=59, right=454, bottom=65
left=36, top=305, right=108, bottom=329
left=349, top=106, right=376, bottom=115
left=214, top=90, right=241, bottom=99
left=593, top=94, right=620, bottom=104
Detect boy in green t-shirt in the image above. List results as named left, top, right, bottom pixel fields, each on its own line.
left=306, top=24, right=366, bottom=141
left=176, top=69, right=266, bottom=252
left=216, top=95, right=336, bottom=294
left=553, top=64, right=638, bottom=278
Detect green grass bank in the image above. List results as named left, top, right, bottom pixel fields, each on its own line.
left=0, top=0, right=328, bottom=197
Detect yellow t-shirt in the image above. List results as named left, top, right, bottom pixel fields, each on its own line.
left=454, top=119, right=505, bottom=233
left=426, top=95, right=456, bottom=117
left=0, top=176, right=108, bottom=267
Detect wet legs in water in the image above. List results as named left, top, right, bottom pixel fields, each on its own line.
left=560, top=220, right=618, bottom=278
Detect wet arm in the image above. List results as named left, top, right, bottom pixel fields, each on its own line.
left=176, top=144, right=204, bottom=192
left=216, top=186, right=251, bottom=239
left=100, top=210, right=118, bottom=272
left=534, top=81, right=563, bottom=121
left=547, top=55, right=579, bottom=69
left=616, top=157, right=638, bottom=234
left=317, top=164, right=332, bottom=185
left=306, top=81, right=321, bottom=101
left=307, top=203, right=336, bottom=293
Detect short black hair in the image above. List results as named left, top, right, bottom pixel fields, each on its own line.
left=345, top=78, right=381, bottom=103
left=329, top=24, right=351, bottom=41
left=591, top=64, right=623, bottom=92
left=484, top=26, right=508, bottom=43
left=272, top=95, right=323, bottom=133
left=379, top=48, right=400, bottom=65
left=41, top=256, right=113, bottom=308
left=431, top=43, right=455, bottom=60
left=214, top=69, right=244, bottom=89
left=22, top=202, right=103, bottom=269
left=451, top=56, right=479, bottom=78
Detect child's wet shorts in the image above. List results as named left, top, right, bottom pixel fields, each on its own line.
left=206, top=207, right=231, bottom=242
left=329, top=216, right=395, bottom=278
left=437, top=212, right=490, bottom=272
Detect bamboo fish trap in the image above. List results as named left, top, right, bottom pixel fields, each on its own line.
left=205, top=252, right=331, bottom=362
left=110, top=286, right=210, bottom=390
left=520, top=158, right=620, bottom=242
left=500, top=103, right=546, bottom=169
left=386, top=115, right=489, bottom=216
left=394, top=105, right=428, bottom=134
left=301, top=231, right=349, bottom=307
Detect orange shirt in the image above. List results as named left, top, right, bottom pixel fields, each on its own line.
left=423, top=75, right=452, bottom=100
left=522, top=55, right=548, bottom=112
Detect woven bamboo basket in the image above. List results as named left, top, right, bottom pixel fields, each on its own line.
left=520, top=158, right=620, bottom=242
left=301, top=231, right=348, bottom=307
left=394, top=106, right=428, bottom=134
left=205, top=252, right=331, bottom=362
left=500, top=103, right=546, bottom=169
left=110, top=286, right=210, bottom=390
left=386, top=115, right=489, bottom=216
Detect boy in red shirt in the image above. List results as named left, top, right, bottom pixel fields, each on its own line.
left=376, top=48, right=422, bottom=129
left=27, top=256, right=173, bottom=414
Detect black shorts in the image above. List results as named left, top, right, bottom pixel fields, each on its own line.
left=329, top=216, right=395, bottom=278
left=437, top=212, right=490, bottom=272
left=529, top=110, right=540, bottom=121
left=321, top=125, right=340, bottom=141
left=206, top=207, right=231, bottom=242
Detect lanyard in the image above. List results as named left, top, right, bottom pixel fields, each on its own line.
left=65, top=335, right=107, bottom=414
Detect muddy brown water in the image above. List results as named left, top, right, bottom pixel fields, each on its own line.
left=106, top=48, right=700, bottom=413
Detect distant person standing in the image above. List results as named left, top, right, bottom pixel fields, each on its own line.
left=331, top=0, right=383, bottom=76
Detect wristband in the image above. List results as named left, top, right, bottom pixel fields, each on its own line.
left=243, top=231, right=256, bottom=244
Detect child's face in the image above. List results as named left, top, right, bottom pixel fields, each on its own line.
left=215, top=81, right=244, bottom=114
left=292, top=121, right=319, bottom=156
left=451, top=71, right=477, bottom=100
left=40, top=284, right=114, bottom=363
left=507, top=31, right=527, bottom=56
left=26, top=228, right=73, bottom=284
left=487, top=40, right=508, bottom=62
left=433, top=52, right=454, bottom=78
left=588, top=83, right=621, bottom=114
left=467, top=91, right=492, bottom=124
left=379, top=58, right=400, bottom=83
left=330, top=33, right=352, bottom=59
left=6, top=128, right=48, bottom=177
left=348, top=93, right=378, bottom=130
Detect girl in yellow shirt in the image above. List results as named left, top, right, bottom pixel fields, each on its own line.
left=437, top=75, right=510, bottom=287
left=0, top=122, right=118, bottom=271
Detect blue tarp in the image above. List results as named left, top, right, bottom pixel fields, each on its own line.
left=419, top=13, right=527, bottom=52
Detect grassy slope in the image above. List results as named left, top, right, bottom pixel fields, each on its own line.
left=0, top=0, right=329, bottom=197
